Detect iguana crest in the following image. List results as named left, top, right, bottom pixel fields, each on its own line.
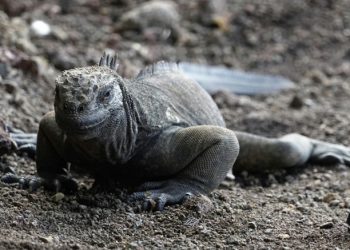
left=98, top=52, right=119, bottom=70
left=136, top=60, right=180, bottom=79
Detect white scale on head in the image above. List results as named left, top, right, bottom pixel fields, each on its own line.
left=165, top=107, right=180, bottom=123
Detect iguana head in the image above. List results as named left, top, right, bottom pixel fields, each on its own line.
left=54, top=53, right=125, bottom=138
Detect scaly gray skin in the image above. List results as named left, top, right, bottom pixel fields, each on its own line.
left=21, top=54, right=350, bottom=210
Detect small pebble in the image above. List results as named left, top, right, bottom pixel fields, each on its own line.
left=183, top=194, right=214, bottom=214
left=79, top=205, right=87, bottom=211
left=52, top=192, right=65, bottom=202
left=38, top=235, right=54, bottom=243
left=277, top=233, right=290, bottom=239
left=289, top=95, right=304, bottom=109
left=308, top=69, right=329, bottom=85
left=329, top=199, right=340, bottom=207
left=30, top=20, right=51, bottom=37
left=323, top=193, right=337, bottom=203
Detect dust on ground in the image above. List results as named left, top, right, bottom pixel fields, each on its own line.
left=0, top=0, right=350, bottom=249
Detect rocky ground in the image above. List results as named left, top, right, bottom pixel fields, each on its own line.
left=0, top=0, right=350, bottom=249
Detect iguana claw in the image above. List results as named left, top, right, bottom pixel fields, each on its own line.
left=129, top=180, right=198, bottom=211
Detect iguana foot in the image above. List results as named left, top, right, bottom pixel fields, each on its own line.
left=9, top=129, right=37, bottom=158
left=310, top=139, right=350, bottom=166
left=1, top=173, right=78, bottom=193
left=0, top=121, right=36, bottom=158
left=280, top=133, right=350, bottom=167
left=0, top=173, right=43, bottom=191
left=128, top=180, right=199, bottom=211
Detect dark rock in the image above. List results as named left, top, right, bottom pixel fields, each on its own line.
left=51, top=50, right=78, bottom=70
left=0, top=0, right=34, bottom=17
left=0, top=63, right=8, bottom=79
left=59, top=0, right=73, bottom=14
left=319, top=222, right=334, bottom=229
left=289, top=95, right=304, bottom=109
left=116, top=0, right=182, bottom=42
left=2, top=80, right=18, bottom=94
left=248, top=221, right=257, bottom=229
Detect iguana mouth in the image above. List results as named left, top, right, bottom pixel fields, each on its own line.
left=55, top=111, right=108, bottom=134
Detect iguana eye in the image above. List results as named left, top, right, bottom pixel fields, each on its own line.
left=99, top=88, right=113, bottom=103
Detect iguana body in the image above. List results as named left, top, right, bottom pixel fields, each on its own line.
left=18, top=54, right=350, bottom=210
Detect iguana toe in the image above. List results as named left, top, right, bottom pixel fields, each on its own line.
left=50, top=175, right=79, bottom=193
left=28, top=176, right=43, bottom=192
left=21, top=175, right=78, bottom=193
left=17, top=144, right=36, bottom=159
left=129, top=191, right=179, bottom=211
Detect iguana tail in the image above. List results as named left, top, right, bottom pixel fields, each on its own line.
left=232, top=131, right=350, bottom=173
left=179, top=62, right=295, bottom=95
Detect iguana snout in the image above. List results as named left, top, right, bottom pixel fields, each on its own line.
left=55, top=109, right=108, bottom=134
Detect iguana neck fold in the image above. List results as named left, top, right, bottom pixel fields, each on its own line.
left=108, top=82, right=141, bottom=164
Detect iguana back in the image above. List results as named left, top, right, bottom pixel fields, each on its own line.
left=129, top=62, right=225, bottom=130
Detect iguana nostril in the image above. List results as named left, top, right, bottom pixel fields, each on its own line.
left=63, top=103, right=69, bottom=111
left=63, top=103, right=76, bottom=113
left=78, top=105, right=84, bottom=113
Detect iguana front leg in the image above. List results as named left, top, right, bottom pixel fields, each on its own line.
left=129, top=125, right=239, bottom=210
left=34, top=111, right=78, bottom=192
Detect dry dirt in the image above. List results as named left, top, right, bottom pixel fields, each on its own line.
left=1, top=0, right=350, bottom=249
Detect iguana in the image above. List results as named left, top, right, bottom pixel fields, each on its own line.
left=4, top=53, right=350, bottom=211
